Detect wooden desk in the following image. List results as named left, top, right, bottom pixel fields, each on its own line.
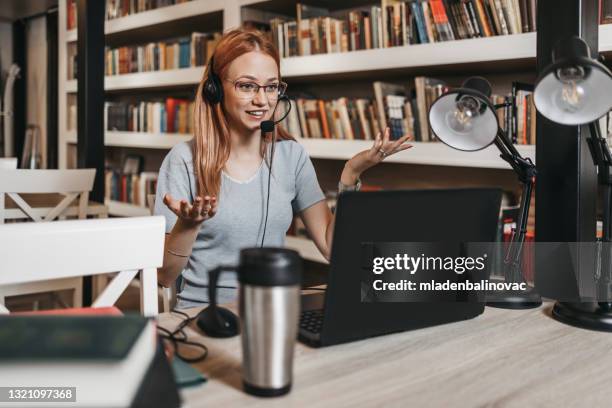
left=158, top=303, right=612, bottom=407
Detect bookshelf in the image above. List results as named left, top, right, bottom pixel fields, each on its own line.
left=64, top=0, right=227, bottom=41
left=57, top=1, right=609, bottom=225
left=281, top=32, right=536, bottom=80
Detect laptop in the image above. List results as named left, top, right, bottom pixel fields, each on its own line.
left=298, top=188, right=502, bottom=347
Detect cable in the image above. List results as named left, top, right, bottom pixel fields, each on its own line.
left=260, top=128, right=275, bottom=248
left=157, top=309, right=209, bottom=363
left=260, top=95, right=292, bottom=248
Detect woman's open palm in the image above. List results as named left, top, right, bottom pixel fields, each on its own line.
left=163, top=194, right=217, bottom=226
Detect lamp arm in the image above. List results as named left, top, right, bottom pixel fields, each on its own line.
left=494, top=128, right=536, bottom=184
left=586, top=121, right=612, bottom=305
left=493, top=127, right=537, bottom=284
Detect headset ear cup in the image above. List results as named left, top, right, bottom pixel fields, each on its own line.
left=215, top=74, right=224, bottom=102
left=203, top=75, right=222, bottom=105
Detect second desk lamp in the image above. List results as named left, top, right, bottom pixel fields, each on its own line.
left=534, top=36, right=612, bottom=331
left=428, top=76, right=541, bottom=309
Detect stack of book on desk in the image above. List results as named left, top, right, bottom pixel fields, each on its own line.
left=0, top=315, right=180, bottom=408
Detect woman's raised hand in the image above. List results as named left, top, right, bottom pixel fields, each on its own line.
left=163, top=193, right=217, bottom=226
left=346, top=127, right=413, bottom=176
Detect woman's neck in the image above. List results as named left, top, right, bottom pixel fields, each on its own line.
left=228, top=125, right=263, bottom=162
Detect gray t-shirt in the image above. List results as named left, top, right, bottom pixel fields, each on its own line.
left=154, top=139, right=325, bottom=309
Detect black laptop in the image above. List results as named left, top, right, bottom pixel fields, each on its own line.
left=298, top=188, right=502, bottom=347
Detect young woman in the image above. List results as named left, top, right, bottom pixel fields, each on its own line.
left=155, top=29, right=412, bottom=308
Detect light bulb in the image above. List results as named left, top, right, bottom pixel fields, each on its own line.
left=556, top=66, right=586, bottom=112
left=445, top=95, right=480, bottom=133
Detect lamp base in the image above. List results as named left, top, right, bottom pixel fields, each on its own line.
left=485, top=277, right=542, bottom=309
left=552, top=301, right=612, bottom=332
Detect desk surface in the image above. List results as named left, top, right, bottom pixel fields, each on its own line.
left=158, top=303, right=612, bottom=407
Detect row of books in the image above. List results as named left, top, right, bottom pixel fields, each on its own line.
left=270, top=1, right=536, bottom=58
left=105, top=169, right=159, bottom=207
left=105, top=98, right=195, bottom=134
left=281, top=77, right=534, bottom=145
left=103, top=32, right=220, bottom=76
left=66, top=0, right=192, bottom=30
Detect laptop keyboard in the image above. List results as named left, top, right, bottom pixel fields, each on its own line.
left=299, top=309, right=324, bottom=334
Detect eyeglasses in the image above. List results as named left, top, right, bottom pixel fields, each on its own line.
left=226, top=79, right=288, bottom=100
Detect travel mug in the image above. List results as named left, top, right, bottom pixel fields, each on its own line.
left=238, top=247, right=302, bottom=397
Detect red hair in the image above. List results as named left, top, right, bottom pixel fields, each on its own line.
left=192, top=29, right=294, bottom=199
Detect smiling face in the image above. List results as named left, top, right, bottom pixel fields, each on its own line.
left=222, top=51, right=281, bottom=134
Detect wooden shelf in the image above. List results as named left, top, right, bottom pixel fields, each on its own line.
left=66, top=131, right=192, bottom=149
left=66, top=80, right=76, bottom=93
left=600, top=24, right=612, bottom=54
left=298, top=138, right=535, bottom=169
left=105, top=67, right=204, bottom=90
left=285, top=235, right=327, bottom=264
left=66, top=130, right=76, bottom=144
left=65, top=67, right=204, bottom=93
left=66, top=29, right=76, bottom=42
left=105, top=199, right=150, bottom=217
left=105, top=131, right=192, bottom=149
left=281, top=32, right=536, bottom=80
left=65, top=0, right=225, bottom=42
left=68, top=131, right=536, bottom=168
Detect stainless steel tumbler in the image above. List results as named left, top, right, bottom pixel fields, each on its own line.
left=238, top=247, right=302, bottom=397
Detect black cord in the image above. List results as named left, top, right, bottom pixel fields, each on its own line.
left=157, top=309, right=209, bottom=363
left=260, top=95, right=291, bottom=248
left=260, top=130, right=275, bottom=248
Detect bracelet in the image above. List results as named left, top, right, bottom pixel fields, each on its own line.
left=167, top=248, right=190, bottom=258
left=338, top=178, right=362, bottom=193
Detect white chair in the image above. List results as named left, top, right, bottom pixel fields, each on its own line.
left=0, top=216, right=164, bottom=316
left=0, top=158, right=17, bottom=169
left=0, top=168, right=101, bottom=223
left=0, top=168, right=102, bottom=309
left=146, top=193, right=176, bottom=312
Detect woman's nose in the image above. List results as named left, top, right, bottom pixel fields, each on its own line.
left=252, top=87, right=268, bottom=105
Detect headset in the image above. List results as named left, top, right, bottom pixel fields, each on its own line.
left=201, top=55, right=292, bottom=247
left=202, top=57, right=224, bottom=105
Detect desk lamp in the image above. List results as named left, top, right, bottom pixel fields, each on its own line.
left=428, top=76, right=542, bottom=309
left=534, top=36, right=612, bottom=330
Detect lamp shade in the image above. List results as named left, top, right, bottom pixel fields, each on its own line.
left=428, top=77, right=499, bottom=151
left=534, top=36, right=612, bottom=125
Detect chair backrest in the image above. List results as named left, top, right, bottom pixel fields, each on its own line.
left=0, top=216, right=165, bottom=314
left=0, top=158, right=17, bottom=169
left=0, top=168, right=95, bottom=223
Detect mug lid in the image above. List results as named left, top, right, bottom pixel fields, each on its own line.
left=238, top=247, right=302, bottom=287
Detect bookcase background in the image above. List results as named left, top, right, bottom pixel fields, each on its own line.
left=57, top=0, right=612, bottom=260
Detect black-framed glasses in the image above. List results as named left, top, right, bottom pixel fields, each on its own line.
left=226, top=79, right=288, bottom=100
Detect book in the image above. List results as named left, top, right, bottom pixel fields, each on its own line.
left=373, top=81, right=408, bottom=132
left=382, top=0, right=405, bottom=46
left=297, top=3, right=329, bottom=55
left=104, top=31, right=220, bottom=76
left=0, top=315, right=160, bottom=407
left=414, top=76, right=448, bottom=142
